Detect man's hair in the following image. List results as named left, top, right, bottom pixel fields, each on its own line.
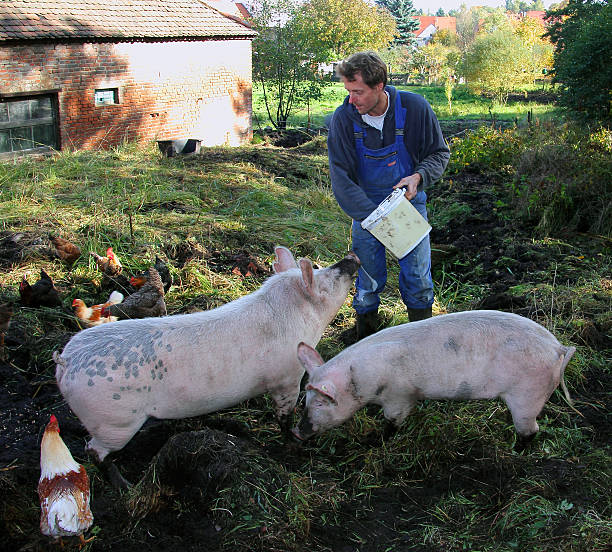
left=335, top=51, right=387, bottom=88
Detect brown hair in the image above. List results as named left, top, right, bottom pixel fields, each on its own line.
left=335, top=51, right=387, bottom=88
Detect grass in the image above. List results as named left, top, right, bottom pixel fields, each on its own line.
left=253, top=82, right=562, bottom=129
left=1, top=104, right=610, bottom=552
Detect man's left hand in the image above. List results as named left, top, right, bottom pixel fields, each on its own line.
left=393, top=173, right=422, bottom=200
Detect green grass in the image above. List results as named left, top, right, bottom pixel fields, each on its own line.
left=253, top=82, right=562, bottom=129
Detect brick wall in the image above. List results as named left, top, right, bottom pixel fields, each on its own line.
left=0, top=39, right=253, bottom=150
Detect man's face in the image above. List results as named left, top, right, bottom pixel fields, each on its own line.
left=342, top=72, right=385, bottom=116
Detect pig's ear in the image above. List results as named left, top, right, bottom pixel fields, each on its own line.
left=273, top=246, right=298, bottom=273
left=306, top=382, right=337, bottom=404
left=297, top=342, right=324, bottom=376
left=298, top=258, right=314, bottom=293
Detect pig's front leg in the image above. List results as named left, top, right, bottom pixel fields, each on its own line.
left=382, top=396, right=416, bottom=435
left=270, top=385, right=301, bottom=436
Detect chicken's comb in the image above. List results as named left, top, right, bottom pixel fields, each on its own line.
left=49, top=414, right=57, bottom=424
left=106, top=246, right=114, bottom=257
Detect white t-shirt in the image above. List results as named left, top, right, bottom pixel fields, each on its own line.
left=361, top=91, right=390, bottom=133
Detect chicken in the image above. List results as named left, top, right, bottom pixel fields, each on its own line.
left=72, top=290, right=124, bottom=328
left=19, top=269, right=62, bottom=308
left=102, top=267, right=166, bottom=319
left=131, top=256, right=172, bottom=293
left=90, top=246, right=122, bottom=277
left=0, top=302, right=13, bottom=360
left=49, top=235, right=81, bottom=266
left=38, top=414, right=94, bottom=547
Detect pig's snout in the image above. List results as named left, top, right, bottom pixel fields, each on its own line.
left=292, top=413, right=315, bottom=441
left=291, top=427, right=306, bottom=441
left=331, top=252, right=360, bottom=277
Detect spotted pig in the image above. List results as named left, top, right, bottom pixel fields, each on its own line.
left=55, top=246, right=359, bottom=461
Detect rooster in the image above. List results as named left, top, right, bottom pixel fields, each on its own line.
left=0, top=302, right=13, bottom=360
left=72, top=290, right=124, bottom=328
left=49, top=235, right=81, bottom=266
left=102, top=267, right=166, bottom=319
left=90, top=246, right=122, bottom=277
left=19, top=269, right=62, bottom=308
left=38, top=414, right=94, bottom=547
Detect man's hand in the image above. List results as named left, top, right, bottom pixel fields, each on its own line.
left=393, top=173, right=422, bottom=200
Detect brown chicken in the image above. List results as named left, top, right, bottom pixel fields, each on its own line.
left=49, top=235, right=81, bottom=266
left=90, top=246, right=122, bottom=277
left=131, top=256, right=173, bottom=293
left=38, top=414, right=94, bottom=547
left=72, top=290, right=124, bottom=328
left=0, top=302, right=13, bottom=359
left=102, top=267, right=166, bottom=319
left=19, top=269, right=62, bottom=308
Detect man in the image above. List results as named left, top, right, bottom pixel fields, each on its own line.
left=327, top=51, right=450, bottom=340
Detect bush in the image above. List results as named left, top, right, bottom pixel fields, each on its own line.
left=511, top=125, right=612, bottom=236
left=447, top=124, right=523, bottom=175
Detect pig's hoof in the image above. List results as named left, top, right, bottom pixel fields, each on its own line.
left=104, top=460, right=133, bottom=491
left=514, top=432, right=537, bottom=453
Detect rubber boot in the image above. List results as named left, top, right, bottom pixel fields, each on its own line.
left=356, top=310, right=380, bottom=340
left=407, top=305, right=432, bottom=322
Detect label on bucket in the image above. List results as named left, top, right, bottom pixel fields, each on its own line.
left=361, top=188, right=431, bottom=259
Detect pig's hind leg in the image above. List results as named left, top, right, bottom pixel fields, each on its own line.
left=501, top=392, right=545, bottom=451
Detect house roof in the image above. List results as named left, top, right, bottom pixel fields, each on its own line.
left=0, top=0, right=256, bottom=43
left=413, top=16, right=456, bottom=37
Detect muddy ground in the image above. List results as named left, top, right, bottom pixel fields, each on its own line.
left=0, top=126, right=610, bottom=551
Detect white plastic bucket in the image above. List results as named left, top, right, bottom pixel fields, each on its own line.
left=361, top=188, right=432, bottom=259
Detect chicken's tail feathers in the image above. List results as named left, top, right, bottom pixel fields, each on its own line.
left=107, top=291, right=124, bottom=304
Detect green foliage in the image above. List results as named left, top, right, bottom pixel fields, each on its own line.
left=299, top=0, right=397, bottom=60
left=447, top=125, right=524, bottom=174
left=511, top=125, right=612, bottom=236
left=375, top=0, right=419, bottom=46
left=462, top=28, right=532, bottom=104
left=546, top=0, right=612, bottom=122
left=250, top=0, right=331, bottom=130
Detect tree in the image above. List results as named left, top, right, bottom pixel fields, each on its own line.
left=513, top=15, right=553, bottom=85
left=250, top=0, right=329, bottom=130
left=462, top=28, right=531, bottom=104
left=436, top=8, right=446, bottom=16
left=546, top=0, right=612, bottom=121
left=299, top=0, right=397, bottom=59
left=376, top=0, right=420, bottom=46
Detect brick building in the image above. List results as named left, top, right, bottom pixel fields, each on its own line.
left=0, top=0, right=257, bottom=157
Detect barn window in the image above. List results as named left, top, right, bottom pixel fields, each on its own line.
left=0, top=93, right=59, bottom=157
left=95, top=88, right=119, bottom=106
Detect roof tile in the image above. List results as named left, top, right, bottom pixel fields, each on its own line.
left=0, top=0, right=256, bottom=42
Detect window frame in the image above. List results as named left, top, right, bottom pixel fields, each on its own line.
left=0, top=90, right=60, bottom=159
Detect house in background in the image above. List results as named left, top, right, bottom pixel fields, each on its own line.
left=0, top=0, right=256, bottom=158
left=413, top=16, right=457, bottom=47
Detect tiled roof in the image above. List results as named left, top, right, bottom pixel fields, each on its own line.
left=413, top=16, right=457, bottom=37
left=0, top=0, right=256, bottom=43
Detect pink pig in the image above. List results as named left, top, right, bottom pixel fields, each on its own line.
left=55, top=246, right=359, bottom=461
left=293, top=310, right=575, bottom=446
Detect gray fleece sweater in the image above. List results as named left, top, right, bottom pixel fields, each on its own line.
left=327, top=85, right=450, bottom=222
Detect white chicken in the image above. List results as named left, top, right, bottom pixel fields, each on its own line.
left=38, top=414, right=94, bottom=547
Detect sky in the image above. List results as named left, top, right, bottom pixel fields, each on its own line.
left=411, top=0, right=555, bottom=14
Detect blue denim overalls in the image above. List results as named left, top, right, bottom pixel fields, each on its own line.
left=351, top=92, right=434, bottom=314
